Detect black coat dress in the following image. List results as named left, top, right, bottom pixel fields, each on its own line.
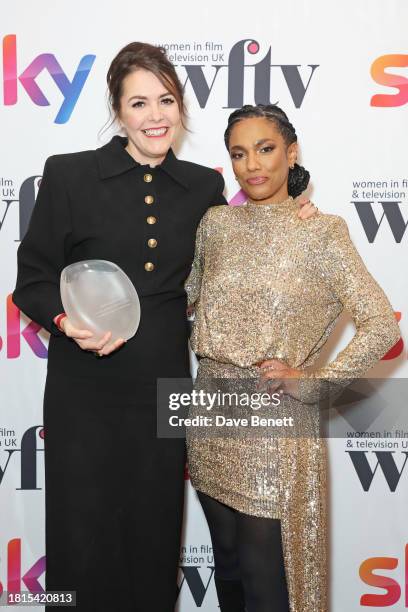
left=12, top=135, right=226, bottom=611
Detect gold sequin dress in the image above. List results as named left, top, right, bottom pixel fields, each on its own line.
left=185, top=197, right=400, bottom=612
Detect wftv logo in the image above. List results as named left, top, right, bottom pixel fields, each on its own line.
left=371, top=54, right=408, bottom=107
left=178, top=38, right=319, bottom=109
left=360, top=544, right=408, bottom=607
left=351, top=199, right=408, bottom=244
left=2, top=34, right=95, bottom=123
left=178, top=567, right=214, bottom=606
left=348, top=451, right=408, bottom=492
left=0, top=426, right=44, bottom=489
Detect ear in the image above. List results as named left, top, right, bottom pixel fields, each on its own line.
left=287, top=142, right=298, bottom=168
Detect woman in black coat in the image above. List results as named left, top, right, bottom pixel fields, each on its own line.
left=12, top=42, right=316, bottom=611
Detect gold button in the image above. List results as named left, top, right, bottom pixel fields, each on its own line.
left=144, top=262, right=155, bottom=272
left=144, top=195, right=154, bottom=205
left=148, top=238, right=157, bottom=248
left=144, top=173, right=153, bottom=183
left=146, top=216, right=157, bottom=225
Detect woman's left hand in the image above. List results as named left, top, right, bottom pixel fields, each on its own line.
left=257, top=358, right=302, bottom=397
left=297, top=197, right=319, bottom=220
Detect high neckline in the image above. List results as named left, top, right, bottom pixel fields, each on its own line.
left=245, top=196, right=296, bottom=212
left=95, top=135, right=190, bottom=189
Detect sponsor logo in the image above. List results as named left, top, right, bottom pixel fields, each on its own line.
left=348, top=450, right=408, bottom=492
left=0, top=539, right=45, bottom=597
left=170, top=38, right=319, bottom=109
left=360, top=544, right=408, bottom=606
left=2, top=34, right=95, bottom=123
left=0, top=296, right=48, bottom=358
left=371, top=54, right=408, bottom=107
left=177, top=566, right=215, bottom=606
left=351, top=199, right=408, bottom=243
left=0, top=426, right=44, bottom=489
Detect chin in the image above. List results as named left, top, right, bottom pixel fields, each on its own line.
left=245, top=188, right=271, bottom=201
left=149, top=139, right=172, bottom=154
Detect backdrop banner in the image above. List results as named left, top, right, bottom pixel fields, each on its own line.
left=0, top=2, right=407, bottom=610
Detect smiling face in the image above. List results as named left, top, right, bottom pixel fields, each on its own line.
left=229, top=117, right=298, bottom=204
left=118, top=68, right=181, bottom=166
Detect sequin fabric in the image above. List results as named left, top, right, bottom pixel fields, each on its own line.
left=185, top=197, right=400, bottom=611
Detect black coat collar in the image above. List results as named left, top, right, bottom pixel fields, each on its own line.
left=96, top=135, right=190, bottom=189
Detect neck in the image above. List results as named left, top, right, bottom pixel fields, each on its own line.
left=248, top=193, right=291, bottom=206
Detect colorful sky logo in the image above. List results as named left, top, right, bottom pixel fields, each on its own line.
left=3, top=295, right=47, bottom=358
left=360, top=544, right=408, bottom=606
left=0, top=539, right=45, bottom=597
left=2, top=34, right=95, bottom=123
left=371, top=54, right=408, bottom=107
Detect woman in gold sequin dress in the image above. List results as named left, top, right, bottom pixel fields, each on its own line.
left=185, top=105, right=400, bottom=612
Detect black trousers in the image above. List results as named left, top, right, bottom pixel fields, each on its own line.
left=43, top=374, right=185, bottom=611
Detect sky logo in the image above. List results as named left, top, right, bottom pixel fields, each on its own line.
left=360, top=544, right=408, bottom=606
left=2, top=34, right=96, bottom=124
left=0, top=539, right=45, bottom=597
left=370, top=54, right=408, bottom=107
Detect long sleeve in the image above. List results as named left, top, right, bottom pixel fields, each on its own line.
left=299, top=215, right=400, bottom=402
left=12, top=156, right=72, bottom=336
left=185, top=213, right=207, bottom=307
left=185, top=171, right=225, bottom=307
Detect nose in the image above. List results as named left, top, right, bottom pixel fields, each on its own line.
left=246, top=150, right=261, bottom=172
left=149, top=102, right=164, bottom=123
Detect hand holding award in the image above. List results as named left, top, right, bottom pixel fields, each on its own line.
left=60, top=260, right=140, bottom=353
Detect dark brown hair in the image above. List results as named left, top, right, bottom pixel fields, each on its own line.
left=106, top=41, right=187, bottom=128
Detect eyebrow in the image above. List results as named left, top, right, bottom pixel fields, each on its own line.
left=127, top=92, right=173, bottom=102
left=230, top=138, right=276, bottom=151
left=254, top=138, right=276, bottom=146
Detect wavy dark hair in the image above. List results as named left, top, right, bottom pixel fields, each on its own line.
left=224, top=104, right=310, bottom=198
left=106, top=41, right=187, bottom=129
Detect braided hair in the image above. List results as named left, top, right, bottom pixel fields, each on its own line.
left=224, top=104, right=310, bottom=198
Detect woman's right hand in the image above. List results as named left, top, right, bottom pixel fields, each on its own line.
left=59, top=317, right=125, bottom=356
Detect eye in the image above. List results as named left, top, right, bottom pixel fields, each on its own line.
left=161, top=97, right=175, bottom=105
left=231, top=152, right=244, bottom=160
left=260, top=145, right=275, bottom=153
left=131, top=100, right=145, bottom=108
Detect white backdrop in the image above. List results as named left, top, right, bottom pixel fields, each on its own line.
left=0, top=1, right=407, bottom=609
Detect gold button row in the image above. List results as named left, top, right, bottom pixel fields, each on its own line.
left=145, top=185, right=156, bottom=268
